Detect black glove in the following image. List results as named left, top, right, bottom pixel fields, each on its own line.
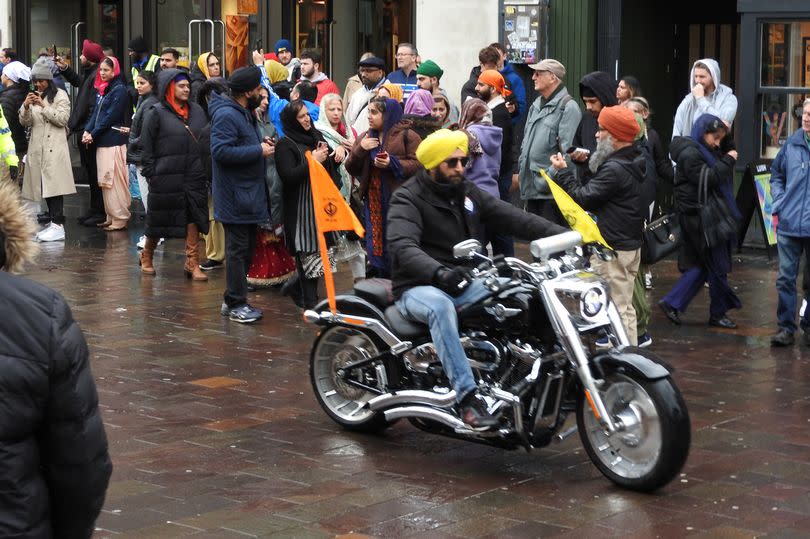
left=8, top=166, right=17, bottom=181
left=434, top=266, right=472, bottom=297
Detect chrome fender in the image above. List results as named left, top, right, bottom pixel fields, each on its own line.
left=591, top=346, right=672, bottom=381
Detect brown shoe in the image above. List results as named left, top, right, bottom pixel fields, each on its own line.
left=139, top=237, right=158, bottom=275
left=184, top=223, right=208, bottom=281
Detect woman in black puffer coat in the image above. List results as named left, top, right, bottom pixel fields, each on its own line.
left=139, top=68, right=209, bottom=280
left=0, top=179, right=112, bottom=538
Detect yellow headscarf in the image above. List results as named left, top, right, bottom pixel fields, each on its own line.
left=197, top=52, right=212, bottom=79
left=264, top=59, right=288, bottom=84
left=415, top=129, right=469, bottom=170
left=380, top=82, right=404, bottom=103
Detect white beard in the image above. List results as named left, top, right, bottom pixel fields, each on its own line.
left=589, top=135, right=616, bottom=174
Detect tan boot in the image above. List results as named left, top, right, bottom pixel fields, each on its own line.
left=184, top=224, right=208, bottom=281
left=139, top=237, right=158, bottom=275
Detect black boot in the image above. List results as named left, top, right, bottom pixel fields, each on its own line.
left=281, top=273, right=304, bottom=308
left=459, top=391, right=500, bottom=430
left=301, top=278, right=320, bottom=309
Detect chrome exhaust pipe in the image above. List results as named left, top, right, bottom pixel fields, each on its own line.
left=383, top=405, right=467, bottom=431
left=367, top=389, right=457, bottom=411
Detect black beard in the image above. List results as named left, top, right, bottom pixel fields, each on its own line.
left=477, top=88, right=492, bottom=102
left=247, top=95, right=262, bottom=110
left=431, top=168, right=464, bottom=197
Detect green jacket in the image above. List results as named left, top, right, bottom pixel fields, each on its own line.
left=518, top=86, right=581, bottom=200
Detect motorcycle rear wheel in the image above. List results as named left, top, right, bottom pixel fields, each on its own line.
left=577, top=371, right=690, bottom=492
left=310, top=325, right=392, bottom=433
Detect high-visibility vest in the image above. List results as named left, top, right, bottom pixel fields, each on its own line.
left=130, top=54, right=160, bottom=82
left=0, top=106, right=18, bottom=168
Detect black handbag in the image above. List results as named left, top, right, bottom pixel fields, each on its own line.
left=641, top=213, right=681, bottom=264
left=698, top=165, right=737, bottom=248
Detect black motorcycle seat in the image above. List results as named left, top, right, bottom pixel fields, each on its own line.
left=354, top=278, right=394, bottom=310
left=384, top=305, right=429, bottom=339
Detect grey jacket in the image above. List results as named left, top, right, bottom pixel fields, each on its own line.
left=518, top=86, right=581, bottom=200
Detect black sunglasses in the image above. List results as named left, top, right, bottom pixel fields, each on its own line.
left=444, top=157, right=469, bottom=168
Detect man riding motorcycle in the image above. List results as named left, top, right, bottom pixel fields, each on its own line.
left=387, top=129, right=568, bottom=429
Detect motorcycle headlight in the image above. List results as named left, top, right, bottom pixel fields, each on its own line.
left=580, top=287, right=605, bottom=319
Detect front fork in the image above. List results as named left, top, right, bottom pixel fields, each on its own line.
left=544, top=294, right=626, bottom=433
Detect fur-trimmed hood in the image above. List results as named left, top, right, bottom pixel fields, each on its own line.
left=0, top=180, right=37, bottom=273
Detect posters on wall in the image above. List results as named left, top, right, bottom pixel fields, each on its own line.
left=753, top=171, right=777, bottom=246
left=503, top=2, right=546, bottom=64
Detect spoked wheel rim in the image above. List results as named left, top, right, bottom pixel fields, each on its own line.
left=581, top=373, right=662, bottom=479
left=312, top=326, right=380, bottom=424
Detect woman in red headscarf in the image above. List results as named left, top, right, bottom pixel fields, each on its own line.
left=82, top=56, right=131, bottom=230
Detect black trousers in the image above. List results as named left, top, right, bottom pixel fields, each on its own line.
left=526, top=198, right=568, bottom=228
left=223, top=223, right=257, bottom=308
left=45, top=196, right=65, bottom=225
left=490, top=172, right=516, bottom=257
left=80, top=142, right=105, bottom=215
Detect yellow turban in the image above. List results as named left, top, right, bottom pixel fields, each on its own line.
left=415, top=129, right=469, bottom=170
left=264, top=59, right=288, bottom=84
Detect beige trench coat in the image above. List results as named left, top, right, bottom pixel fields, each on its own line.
left=19, top=88, right=75, bottom=201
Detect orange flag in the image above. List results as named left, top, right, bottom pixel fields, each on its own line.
left=306, top=151, right=365, bottom=313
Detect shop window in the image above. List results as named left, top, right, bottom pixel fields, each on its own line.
left=759, top=22, right=810, bottom=158
left=760, top=21, right=810, bottom=88
left=157, top=0, right=206, bottom=68
left=759, top=92, right=808, bottom=159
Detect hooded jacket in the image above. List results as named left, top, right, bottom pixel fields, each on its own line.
left=464, top=124, right=502, bottom=198
left=555, top=144, right=645, bottom=251
left=672, top=59, right=737, bottom=139
left=0, top=81, right=30, bottom=156
left=139, top=69, right=209, bottom=238
left=126, top=93, right=159, bottom=165
left=573, top=71, right=618, bottom=182
left=209, top=91, right=270, bottom=224
left=769, top=128, right=810, bottom=237
left=0, top=181, right=112, bottom=538
left=518, top=85, right=581, bottom=200
left=303, top=71, right=340, bottom=105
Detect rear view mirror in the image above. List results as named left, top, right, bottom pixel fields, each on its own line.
left=452, top=239, right=482, bottom=260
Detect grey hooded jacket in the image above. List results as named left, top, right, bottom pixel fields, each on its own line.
left=672, top=58, right=738, bottom=139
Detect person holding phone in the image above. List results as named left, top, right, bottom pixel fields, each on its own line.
left=19, top=59, right=75, bottom=242
left=275, top=99, right=342, bottom=308
left=345, top=97, right=422, bottom=277
left=0, top=61, right=31, bottom=171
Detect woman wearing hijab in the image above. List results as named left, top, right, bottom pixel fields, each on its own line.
left=314, top=92, right=366, bottom=282
left=82, top=56, right=130, bottom=231
left=190, top=51, right=222, bottom=103
left=20, top=59, right=75, bottom=243
left=403, top=88, right=439, bottom=140
left=345, top=97, right=422, bottom=277
left=138, top=68, right=209, bottom=280
left=276, top=100, right=341, bottom=308
left=457, top=98, right=501, bottom=199
left=261, top=59, right=294, bottom=137
left=246, top=85, right=296, bottom=288
left=377, top=82, right=403, bottom=104
left=659, top=113, right=741, bottom=328
left=433, top=94, right=455, bottom=129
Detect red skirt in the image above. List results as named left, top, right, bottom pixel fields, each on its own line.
left=247, top=229, right=296, bottom=287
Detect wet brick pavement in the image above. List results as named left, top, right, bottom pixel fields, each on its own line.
left=23, top=197, right=810, bottom=538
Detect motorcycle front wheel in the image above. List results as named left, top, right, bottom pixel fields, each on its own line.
left=577, top=371, right=690, bottom=492
left=310, top=324, right=392, bottom=433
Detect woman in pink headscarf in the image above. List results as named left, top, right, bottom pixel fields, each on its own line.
left=402, top=88, right=440, bottom=140
left=82, top=56, right=131, bottom=230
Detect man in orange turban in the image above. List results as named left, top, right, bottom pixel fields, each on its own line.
left=549, top=105, right=645, bottom=345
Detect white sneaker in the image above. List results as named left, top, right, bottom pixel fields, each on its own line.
left=136, top=235, right=165, bottom=250
left=37, top=223, right=65, bottom=242
left=801, top=299, right=807, bottom=317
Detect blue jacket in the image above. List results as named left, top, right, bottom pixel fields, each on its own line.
left=501, top=62, right=526, bottom=125
left=387, top=69, right=417, bottom=85
left=84, top=77, right=129, bottom=147
left=771, top=128, right=810, bottom=237
left=209, top=91, right=269, bottom=224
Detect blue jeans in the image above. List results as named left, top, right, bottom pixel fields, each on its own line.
left=396, top=281, right=494, bottom=403
left=776, top=234, right=810, bottom=333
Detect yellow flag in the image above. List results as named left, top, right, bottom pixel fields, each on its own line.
left=306, top=152, right=365, bottom=313
left=539, top=169, right=611, bottom=249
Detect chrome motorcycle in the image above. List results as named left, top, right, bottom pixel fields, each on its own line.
left=305, top=231, right=690, bottom=492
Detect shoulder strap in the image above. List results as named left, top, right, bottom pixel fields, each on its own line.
left=558, top=94, right=573, bottom=110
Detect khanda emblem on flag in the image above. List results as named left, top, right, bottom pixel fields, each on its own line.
left=306, top=151, right=365, bottom=313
